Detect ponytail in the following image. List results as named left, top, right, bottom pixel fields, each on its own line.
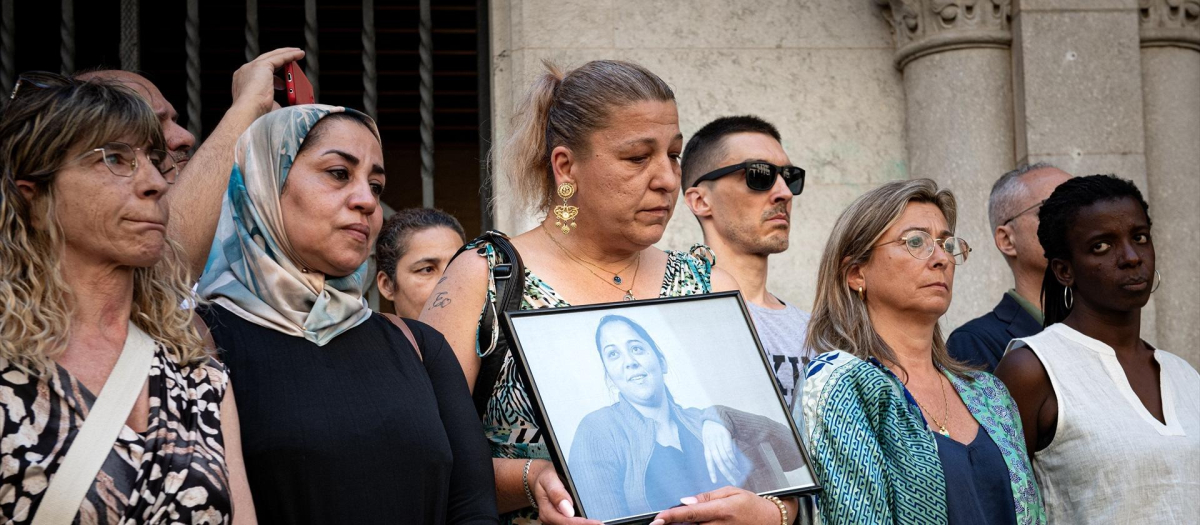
left=490, top=59, right=675, bottom=213
left=493, top=62, right=563, bottom=213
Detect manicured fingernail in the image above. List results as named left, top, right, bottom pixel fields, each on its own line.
left=680, top=496, right=698, bottom=505
left=558, top=500, right=575, bottom=517
left=650, top=520, right=665, bottom=525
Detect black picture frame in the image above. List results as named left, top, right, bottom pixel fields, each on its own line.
left=500, top=291, right=821, bottom=524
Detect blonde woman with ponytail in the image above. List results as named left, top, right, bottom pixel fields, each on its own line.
left=421, top=60, right=800, bottom=525
left=0, top=73, right=255, bottom=523
left=795, top=179, right=1044, bottom=525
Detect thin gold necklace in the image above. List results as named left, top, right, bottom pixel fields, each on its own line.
left=542, top=224, right=641, bottom=300
left=914, top=373, right=951, bottom=437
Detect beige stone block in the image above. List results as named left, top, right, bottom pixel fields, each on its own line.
left=1016, top=0, right=1138, bottom=11
left=1027, top=152, right=1147, bottom=188
left=517, top=0, right=614, bottom=49
left=619, top=48, right=908, bottom=186
left=612, top=0, right=894, bottom=50
left=1014, top=9, right=1146, bottom=159
left=1142, top=46, right=1200, bottom=367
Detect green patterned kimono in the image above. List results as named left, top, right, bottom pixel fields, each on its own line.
left=795, top=351, right=1045, bottom=525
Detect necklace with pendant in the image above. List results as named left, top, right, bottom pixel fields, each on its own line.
left=914, top=373, right=952, bottom=437
left=543, top=224, right=641, bottom=301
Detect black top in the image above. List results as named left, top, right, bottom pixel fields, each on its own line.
left=933, top=429, right=1017, bottom=525
left=947, top=294, right=1043, bottom=372
left=644, top=415, right=725, bottom=511
left=199, top=304, right=498, bottom=525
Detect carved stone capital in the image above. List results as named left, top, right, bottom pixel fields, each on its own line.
left=1140, top=0, right=1200, bottom=50
left=875, top=0, right=1013, bottom=69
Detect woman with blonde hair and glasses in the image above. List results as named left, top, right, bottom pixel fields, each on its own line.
left=794, top=179, right=1044, bottom=525
left=0, top=73, right=255, bottom=522
left=420, top=59, right=799, bottom=525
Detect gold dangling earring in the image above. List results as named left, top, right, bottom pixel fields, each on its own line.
left=858, top=286, right=864, bottom=301
left=553, top=182, right=579, bottom=234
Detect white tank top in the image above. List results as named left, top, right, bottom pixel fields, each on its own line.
left=1008, top=323, right=1200, bottom=524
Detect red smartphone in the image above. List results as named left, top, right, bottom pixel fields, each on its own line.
left=285, top=62, right=315, bottom=105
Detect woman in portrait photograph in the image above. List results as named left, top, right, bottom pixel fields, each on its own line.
left=568, top=315, right=805, bottom=521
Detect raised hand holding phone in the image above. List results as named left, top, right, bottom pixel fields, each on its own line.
left=285, top=62, right=316, bottom=106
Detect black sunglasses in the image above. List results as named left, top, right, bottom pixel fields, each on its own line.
left=691, top=161, right=805, bottom=195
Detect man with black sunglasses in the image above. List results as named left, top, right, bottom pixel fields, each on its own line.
left=681, top=115, right=810, bottom=406
left=947, top=162, right=1071, bottom=371
left=682, top=115, right=814, bottom=524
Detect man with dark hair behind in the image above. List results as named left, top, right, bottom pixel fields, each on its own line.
left=947, top=162, right=1071, bottom=371
left=682, top=115, right=810, bottom=407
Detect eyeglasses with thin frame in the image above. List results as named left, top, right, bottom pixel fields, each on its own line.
left=1001, top=199, right=1045, bottom=226
left=75, top=142, right=178, bottom=184
left=690, top=161, right=806, bottom=195
left=874, top=230, right=972, bottom=265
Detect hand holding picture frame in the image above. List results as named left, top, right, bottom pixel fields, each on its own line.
left=501, top=292, right=820, bottom=524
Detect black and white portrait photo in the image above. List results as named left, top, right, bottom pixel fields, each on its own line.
left=503, top=293, right=818, bottom=523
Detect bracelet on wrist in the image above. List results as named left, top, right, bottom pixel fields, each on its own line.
left=762, top=495, right=788, bottom=525
left=522, top=458, right=539, bottom=510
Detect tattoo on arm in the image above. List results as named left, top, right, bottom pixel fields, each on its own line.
left=432, top=291, right=452, bottom=309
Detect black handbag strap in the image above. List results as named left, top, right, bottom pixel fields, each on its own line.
left=450, top=231, right=525, bottom=417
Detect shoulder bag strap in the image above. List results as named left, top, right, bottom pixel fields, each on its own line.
left=32, top=322, right=157, bottom=525
left=383, top=313, right=422, bottom=361
left=451, top=231, right=525, bottom=417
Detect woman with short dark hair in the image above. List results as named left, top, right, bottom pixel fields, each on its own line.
left=995, top=174, right=1199, bottom=523
left=375, top=208, right=467, bottom=319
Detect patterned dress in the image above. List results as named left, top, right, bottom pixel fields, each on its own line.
left=469, top=241, right=715, bottom=524
left=0, top=349, right=232, bottom=524
left=796, top=351, right=1045, bottom=525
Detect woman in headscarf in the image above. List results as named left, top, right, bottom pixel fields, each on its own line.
left=195, top=105, right=498, bottom=524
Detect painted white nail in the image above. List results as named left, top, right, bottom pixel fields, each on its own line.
left=558, top=500, right=575, bottom=518
left=680, top=496, right=699, bottom=505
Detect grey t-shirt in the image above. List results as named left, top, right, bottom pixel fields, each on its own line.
left=746, top=299, right=812, bottom=408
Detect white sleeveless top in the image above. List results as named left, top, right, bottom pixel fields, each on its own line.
left=1008, top=323, right=1200, bottom=524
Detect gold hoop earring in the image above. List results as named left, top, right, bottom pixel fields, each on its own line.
left=858, top=286, right=864, bottom=301
left=1152, top=270, right=1163, bottom=293
left=1063, top=286, right=1074, bottom=309
left=553, top=182, right=579, bottom=234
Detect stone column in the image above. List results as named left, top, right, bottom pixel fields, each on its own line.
left=1011, top=0, right=1158, bottom=345
left=877, top=0, right=1017, bottom=331
left=1140, top=0, right=1200, bottom=367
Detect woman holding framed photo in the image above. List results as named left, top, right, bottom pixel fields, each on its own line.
left=797, top=179, right=1045, bottom=525
left=420, top=59, right=798, bottom=525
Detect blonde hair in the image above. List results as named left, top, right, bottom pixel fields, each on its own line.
left=493, top=59, right=675, bottom=212
left=0, top=75, right=204, bottom=373
left=805, top=178, right=973, bottom=378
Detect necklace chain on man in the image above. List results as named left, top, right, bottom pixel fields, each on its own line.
left=542, top=224, right=641, bottom=301
left=913, top=372, right=951, bottom=437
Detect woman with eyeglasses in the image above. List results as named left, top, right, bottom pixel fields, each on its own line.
left=420, top=60, right=799, bottom=525
left=0, top=75, right=256, bottom=522
left=994, top=175, right=1199, bottom=524
left=795, top=179, right=1045, bottom=525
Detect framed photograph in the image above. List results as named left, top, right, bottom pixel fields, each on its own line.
left=501, top=292, right=820, bottom=524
